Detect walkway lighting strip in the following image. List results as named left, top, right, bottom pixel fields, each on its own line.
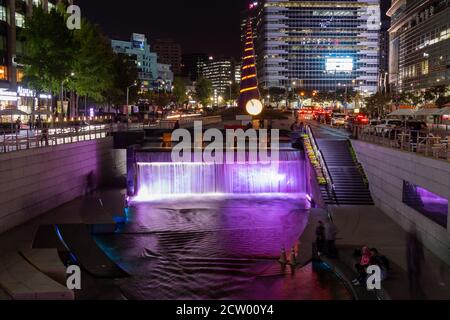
left=245, top=48, right=253, bottom=52
left=242, top=64, right=256, bottom=70
left=243, top=55, right=255, bottom=60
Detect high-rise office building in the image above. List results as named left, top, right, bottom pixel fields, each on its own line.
left=181, top=53, right=208, bottom=82
left=255, top=0, right=381, bottom=95
left=200, top=56, right=233, bottom=95
left=153, top=39, right=182, bottom=76
left=388, top=0, right=450, bottom=93
left=0, top=0, right=67, bottom=114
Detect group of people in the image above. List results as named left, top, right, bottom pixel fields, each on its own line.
left=13, top=117, right=45, bottom=133
left=315, top=218, right=339, bottom=258
left=352, top=246, right=390, bottom=286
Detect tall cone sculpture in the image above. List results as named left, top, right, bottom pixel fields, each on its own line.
left=238, top=20, right=261, bottom=113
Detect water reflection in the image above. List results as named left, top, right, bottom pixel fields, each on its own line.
left=95, top=195, right=350, bottom=300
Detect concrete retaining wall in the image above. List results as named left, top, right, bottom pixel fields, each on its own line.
left=352, top=140, right=450, bottom=264
left=0, top=138, right=114, bottom=234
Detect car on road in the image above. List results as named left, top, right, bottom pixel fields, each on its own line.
left=375, top=119, right=404, bottom=135
left=346, top=115, right=370, bottom=132
left=331, top=113, right=346, bottom=126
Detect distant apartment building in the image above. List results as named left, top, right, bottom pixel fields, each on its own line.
left=254, top=0, right=381, bottom=95
left=153, top=39, right=182, bottom=76
left=156, top=63, right=174, bottom=91
left=0, top=0, right=68, bottom=115
left=388, top=0, right=450, bottom=93
left=111, top=33, right=173, bottom=91
left=112, top=33, right=158, bottom=90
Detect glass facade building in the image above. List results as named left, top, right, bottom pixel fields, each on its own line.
left=388, top=0, right=450, bottom=93
left=255, top=0, right=381, bottom=94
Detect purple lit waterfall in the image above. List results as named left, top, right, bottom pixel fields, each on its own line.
left=134, top=150, right=306, bottom=201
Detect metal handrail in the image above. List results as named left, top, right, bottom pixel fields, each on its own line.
left=0, top=126, right=110, bottom=154
left=306, top=125, right=338, bottom=203
left=357, top=126, right=449, bottom=162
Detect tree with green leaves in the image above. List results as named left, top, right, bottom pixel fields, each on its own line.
left=195, top=77, right=213, bottom=106
left=21, top=5, right=74, bottom=100
left=364, top=93, right=392, bottom=117
left=224, top=82, right=240, bottom=103
left=172, top=77, right=187, bottom=105
left=70, top=20, right=113, bottom=104
left=103, top=53, right=139, bottom=109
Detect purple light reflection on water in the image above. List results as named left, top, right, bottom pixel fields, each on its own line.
left=94, top=195, right=351, bottom=300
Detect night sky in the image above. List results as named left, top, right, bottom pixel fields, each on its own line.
left=74, top=0, right=248, bottom=58
left=74, top=0, right=391, bottom=59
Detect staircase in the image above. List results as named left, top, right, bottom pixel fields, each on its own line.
left=309, top=126, right=374, bottom=205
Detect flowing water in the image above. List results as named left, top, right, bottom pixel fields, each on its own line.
left=133, top=149, right=307, bottom=200
left=95, top=195, right=351, bottom=300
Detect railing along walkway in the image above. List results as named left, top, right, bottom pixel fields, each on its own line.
left=357, top=126, right=450, bottom=162
left=0, top=126, right=109, bottom=154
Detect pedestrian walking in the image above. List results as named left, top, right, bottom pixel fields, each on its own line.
left=40, top=124, right=49, bottom=146
left=315, top=221, right=325, bottom=256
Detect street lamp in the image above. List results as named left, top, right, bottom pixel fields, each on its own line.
left=229, top=81, right=232, bottom=105
left=126, top=82, right=138, bottom=111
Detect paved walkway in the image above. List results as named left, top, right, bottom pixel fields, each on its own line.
left=299, top=205, right=450, bottom=299
left=0, top=189, right=125, bottom=257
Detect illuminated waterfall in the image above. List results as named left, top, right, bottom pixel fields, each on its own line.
left=134, top=151, right=306, bottom=201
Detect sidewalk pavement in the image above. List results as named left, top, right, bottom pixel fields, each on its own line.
left=329, top=205, right=450, bottom=299
left=0, top=188, right=126, bottom=257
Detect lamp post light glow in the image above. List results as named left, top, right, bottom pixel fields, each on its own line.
left=246, top=99, right=263, bottom=116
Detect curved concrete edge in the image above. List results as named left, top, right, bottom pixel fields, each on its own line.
left=320, top=256, right=383, bottom=301
left=0, top=252, right=74, bottom=300
left=20, top=249, right=67, bottom=286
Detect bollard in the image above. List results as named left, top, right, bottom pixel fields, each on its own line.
left=278, top=248, right=287, bottom=265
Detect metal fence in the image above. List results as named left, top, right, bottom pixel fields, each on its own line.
left=0, top=125, right=109, bottom=154
left=357, top=126, right=450, bottom=162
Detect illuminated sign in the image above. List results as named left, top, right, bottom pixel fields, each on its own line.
left=132, top=33, right=145, bottom=50
left=326, top=58, right=353, bottom=72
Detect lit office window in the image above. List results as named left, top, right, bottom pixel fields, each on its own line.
left=16, top=69, right=24, bottom=83
left=0, top=66, right=8, bottom=80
